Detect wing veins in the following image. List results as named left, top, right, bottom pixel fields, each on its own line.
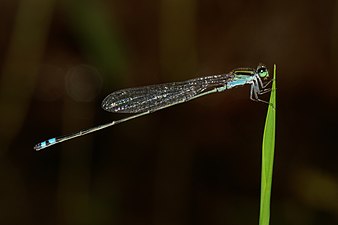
left=102, top=74, right=231, bottom=113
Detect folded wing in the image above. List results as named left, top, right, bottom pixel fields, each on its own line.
left=101, top=74, right=231, bottom=113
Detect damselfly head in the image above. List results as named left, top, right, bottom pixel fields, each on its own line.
left=256, top=64, right=269, bottom=80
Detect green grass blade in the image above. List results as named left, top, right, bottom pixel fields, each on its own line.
left=259, top=64, right=276, bottom=225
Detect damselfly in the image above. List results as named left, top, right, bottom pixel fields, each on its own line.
left=34, top=64, right=271, bottom=151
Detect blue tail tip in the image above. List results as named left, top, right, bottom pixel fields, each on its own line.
left=34, top=138, right=56, bottom=151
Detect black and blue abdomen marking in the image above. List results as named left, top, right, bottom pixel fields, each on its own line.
left=34, top=138, right=56, bottom=151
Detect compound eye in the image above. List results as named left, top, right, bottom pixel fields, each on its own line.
left=258, top=67, right=266, bottom=73
left=257, top=66, right=269, bottom=78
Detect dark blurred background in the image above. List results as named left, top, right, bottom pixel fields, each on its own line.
left=0, top=0, right=337, bottom=225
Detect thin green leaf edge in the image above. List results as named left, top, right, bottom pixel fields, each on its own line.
left=259, top=64, right=276, bottom=225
